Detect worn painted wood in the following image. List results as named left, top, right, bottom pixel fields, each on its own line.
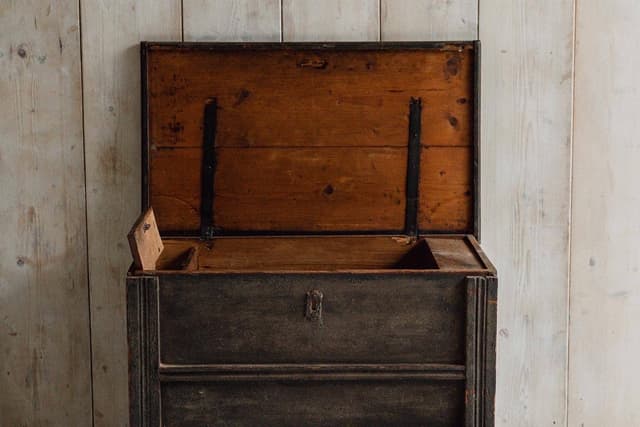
left=0, top=1, right=92, bottom=425
left=479, top=1, right=574, bottom=426
left=158, top=273, right=468, bottom=364
left=80, top=1, right=181, bottom=425
left=183, top=0, right=281, bottom=41
left=282, top=0, right=380, bottom=41
left=127, top=276, right=161, bottom=427
left=466, top=276, right=498, bottom=427
left=130, top=268, right=496, bottom=425
left=158, top=363, right=466, bottom=380
left=381, top=0, right=478, bottom=41
left=569, top=2, right=640, bottom=425
left=161, top=381, right=465, bottom=426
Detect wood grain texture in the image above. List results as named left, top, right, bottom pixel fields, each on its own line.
left=151, top=145, right=473, bottom=233
left=465, top=276, right=498, bottom=427
left=158, top=363, right=466, bottom=380
left=569, top=2, right=640, bottom=425
left=152, top=235, right=492, bottom=272
left=80, top=1, right=181, bottom=425
left=0, top=1, right=92, bottom=425
left=159, top=236, right=441, bottom=271
left=183, top=0, right=281, bottom=41
left=381, top=0, right=478, bottom=41
left=426, top=236, right=484, bottom=270
left=161, top=381, right=465, bottom=426
left=144, top=44, right=476, bottom=234
left=479, top=1, right=574, bottom=426
left=158, top=273, right=468, bottom=364
left=419, top=146, right=473, bottom=232
left=146, top=46, right=474, bottom=150
left=153, top=146, right=407, bottom=232
left=282, top=0, right=380, bottom=41
left=133, top=267, right=496, bottom=425
left=127, top=276, right=161, bottom=427
left=128, top=208, right=164, bottom=270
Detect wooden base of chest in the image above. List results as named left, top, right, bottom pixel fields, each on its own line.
left=127, top=235, right=496, bottom=426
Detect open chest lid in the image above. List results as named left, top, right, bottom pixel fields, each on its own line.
left=142, top=41, right=480, bottom=238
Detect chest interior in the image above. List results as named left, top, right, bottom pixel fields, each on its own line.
left=131, top=42, right=491, bottom=274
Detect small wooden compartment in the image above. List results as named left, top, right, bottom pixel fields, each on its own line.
left=128, top=41, right=497, bottom=427
left=153, top=235, right=489, bottom=272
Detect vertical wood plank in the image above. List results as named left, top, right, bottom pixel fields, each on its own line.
left=479, top=1, right=574, bottom=426
left=282, top=0, right=379, bottom=41
left=381, top=0, right=477, bottom=41
left=80, top=1, right=181, bottom=425
left=569, top=2, right=640, bottom=425
left=0, top=1, right=92, bottom=425
left=183, top=0, right=281, bottom=41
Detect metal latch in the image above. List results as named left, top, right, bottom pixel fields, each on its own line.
left=305, top=290, right=324, bottom=324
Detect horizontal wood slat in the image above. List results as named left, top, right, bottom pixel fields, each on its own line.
left=147, top=45, right=473, bottom=149
left=158, top=363, right=466, bottom=382
left=151, top=146, right=472, bottom=233
left=161, top=381, right=465, bottom=426
left=159, top=363, right=465, bottom=373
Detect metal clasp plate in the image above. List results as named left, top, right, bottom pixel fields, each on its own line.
left=305, top=290, right=324, bottom=324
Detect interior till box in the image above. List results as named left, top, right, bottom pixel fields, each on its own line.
left=150, top=235, right=489, bottom=272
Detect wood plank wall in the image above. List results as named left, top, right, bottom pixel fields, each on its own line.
left=0, top=2, right=92, bottom=426
left=80, top=2, right=182, bottom=425
left=480, top=1, right=575, bottom=426
left=1, top=1, right=637, bottom=426
left=569, top=1, right=640, bottom=425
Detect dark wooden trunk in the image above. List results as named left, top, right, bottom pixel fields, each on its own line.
left=128, top=274, right=496, bottom=426
left=127, top=41, right=497, bottom=426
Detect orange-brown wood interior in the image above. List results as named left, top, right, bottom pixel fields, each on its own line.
left=150, top=235, right=489, bottom=273
left=146, top=44, right=475, bottom=235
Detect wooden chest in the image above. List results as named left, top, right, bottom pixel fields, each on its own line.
left=127, top=41, right=497, bottom=427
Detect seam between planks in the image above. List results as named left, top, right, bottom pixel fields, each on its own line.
left=279, top=0, right=284, bottom=42
left=378, top=0, right=382, bottom=41
left=565, top=0, right=578, bottom=426
left=476, top=0, right=480, bottom=40
left=77, top=0, right=96, bottom=425
left=180, top=0, right=185, bottom=42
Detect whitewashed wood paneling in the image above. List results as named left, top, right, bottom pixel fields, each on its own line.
left=9, top=0, right=626, bottom=425
left=479, top=1, right=574, bottom=426
left=0, top=1, right=92, bottom=425
left=282, top=0, right=379, bottom=41
left=381, top=0, right=477, bottom=41
left=184, top=0, right=281, bottom=41
left=569, top=2, right=640, bottom=425
left=80, top=1, right=182, bottom=425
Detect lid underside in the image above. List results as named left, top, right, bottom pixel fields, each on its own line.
left=142, top=42, right=478, bottom=237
